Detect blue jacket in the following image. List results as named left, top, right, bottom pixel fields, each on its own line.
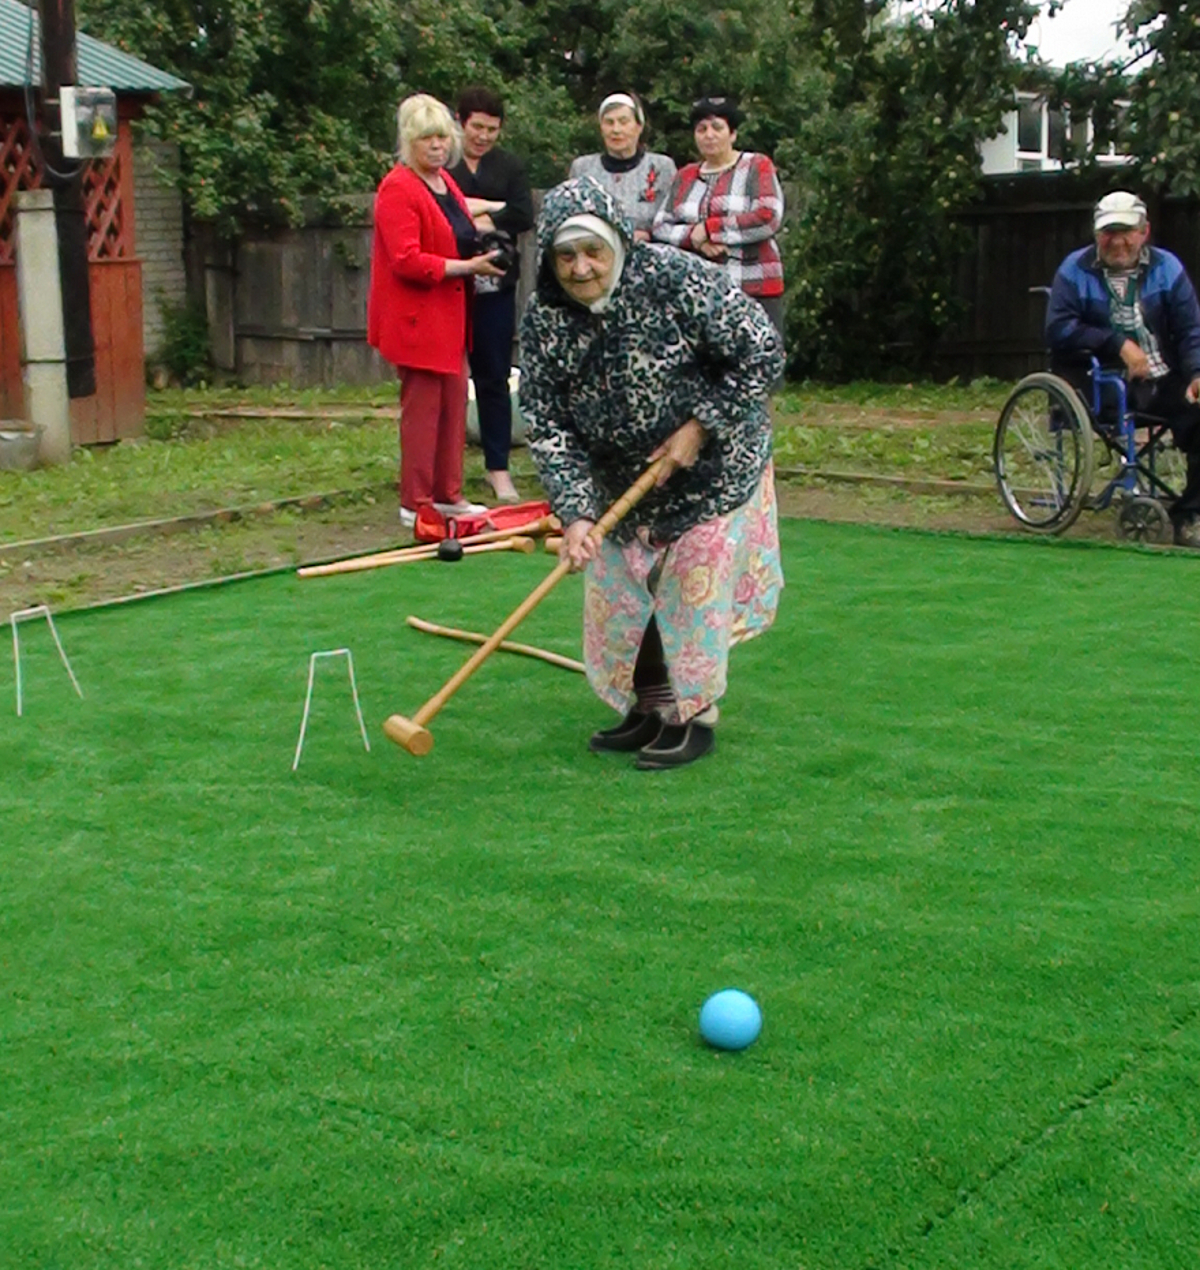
left=1045, top=245, right=1200, bottom=382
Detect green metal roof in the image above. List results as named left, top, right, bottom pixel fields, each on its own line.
left=0, top=0, right=189, bottom=93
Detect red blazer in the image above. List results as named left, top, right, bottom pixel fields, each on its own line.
left=367, top=164, right=473, bottom=375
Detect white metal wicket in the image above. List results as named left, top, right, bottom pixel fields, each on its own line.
left=292, top=647, right=371, bottom=771
left=11, top=605, right=84, bottom=717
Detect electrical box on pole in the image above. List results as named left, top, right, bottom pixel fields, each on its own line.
left=59, top=86, right=117, bottom=159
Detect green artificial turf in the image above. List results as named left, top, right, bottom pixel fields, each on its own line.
left=2, top=520, right=1198, bottom=1269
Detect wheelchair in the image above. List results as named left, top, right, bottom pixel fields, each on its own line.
left=993, top=355, right=1184, bottom=542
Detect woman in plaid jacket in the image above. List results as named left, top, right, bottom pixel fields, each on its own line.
left=651, top=96, right=785, bottom=337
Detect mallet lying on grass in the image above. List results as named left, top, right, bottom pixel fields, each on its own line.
left=299, top=533, right=538, bottom=579
left=406, top=616, right=585, bottom=674
left=299, top=510, right=561, bottom=581
left=383, top=459, right=665, bottom=756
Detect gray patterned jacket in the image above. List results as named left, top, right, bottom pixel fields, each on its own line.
left=518, top=178, right=783, bottom=544
left=567, top=151, right=676, bottom=235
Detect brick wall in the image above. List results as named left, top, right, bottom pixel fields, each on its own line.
left=132, top=139, right=186, bottom=359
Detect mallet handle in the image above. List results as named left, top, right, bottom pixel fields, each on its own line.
left=410, top=563, right=572, bottom=724
left=400, top=460, right=665, bottom=732
left=406, top=616, right=585, bottom=673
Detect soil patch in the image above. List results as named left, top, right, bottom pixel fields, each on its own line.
left=0, top=474, right=1147, bottom=617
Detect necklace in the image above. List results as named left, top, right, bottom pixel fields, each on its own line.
left=699, top=151, right=741, bottom=175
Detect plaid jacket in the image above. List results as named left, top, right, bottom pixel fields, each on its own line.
left=651, top=152, right=784, bottom=297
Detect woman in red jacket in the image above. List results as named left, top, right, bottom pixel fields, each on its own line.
left=368, top=94, right=505, bottom=525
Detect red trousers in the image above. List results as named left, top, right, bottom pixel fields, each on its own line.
left=397, top=362, right=468, bottom=509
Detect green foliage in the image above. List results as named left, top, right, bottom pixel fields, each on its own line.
left=78, top=0, right=826, bottom=227
left=79, top=0, right=405, bottom=235
left=1123, top=1, right=1200, bottom=197
left=153, top=297, right=212, bottom=388
left=781, top=0, right=1040, bottom=381
left=1055, top=3, right=1200, bottom=200
left=585, top=0, right=818, bottom=157
left=79, top=0, right=1043, bottom=382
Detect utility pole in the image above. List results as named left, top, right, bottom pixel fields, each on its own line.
left=37, top=0, right=96, bottom=401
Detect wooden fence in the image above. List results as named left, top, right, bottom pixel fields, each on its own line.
left=204, top=176, right=1200, bottom=387
left=199, top=194, right=543, bottom=388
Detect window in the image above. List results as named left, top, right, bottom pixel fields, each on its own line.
left=1017, top=97, right=1043, bottom=154
left=991, top=92, right=1133, bottom=175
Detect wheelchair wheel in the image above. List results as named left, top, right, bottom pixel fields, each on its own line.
left=1117, top=495, right=1171, bottom=543
left=994, top=373, right=1094, bottom=533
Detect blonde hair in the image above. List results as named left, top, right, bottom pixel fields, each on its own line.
left=396, top=94, right=461, bottom=166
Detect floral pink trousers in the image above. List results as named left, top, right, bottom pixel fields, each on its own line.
left=582, top=464, right=783, bottom=725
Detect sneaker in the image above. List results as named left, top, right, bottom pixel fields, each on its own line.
left=635, top=720, right=715, bottom=770
left=399, top=506, right=417, bottom=527
left=433, top=499, right=488, bottom=516
left=588, top=709, right=662, bottom=753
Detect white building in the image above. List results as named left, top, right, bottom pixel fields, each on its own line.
left=979, top=92, right=1133, bottom=175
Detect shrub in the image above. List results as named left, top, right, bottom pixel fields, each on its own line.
left=154, top=298, right=211, bottom=387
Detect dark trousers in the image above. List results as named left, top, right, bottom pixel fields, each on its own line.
left=1057, top=363, right=1200, bottom=518
left=633, top=618, right=667, bottom=692
left=469, top=289, right=517, bottom=472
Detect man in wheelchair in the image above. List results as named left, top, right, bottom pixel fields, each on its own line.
left=1045, top=190, right=1200, bottom=545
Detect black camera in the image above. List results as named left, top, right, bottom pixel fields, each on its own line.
left=476, top=230, right=516, bottom=273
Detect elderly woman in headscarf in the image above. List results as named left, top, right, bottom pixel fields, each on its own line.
left=568, top=92, right=676, bottom=243
left=519, top=178, right=784, bottom=770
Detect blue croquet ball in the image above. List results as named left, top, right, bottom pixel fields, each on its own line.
left=699, top=989, right=762, bottom=1051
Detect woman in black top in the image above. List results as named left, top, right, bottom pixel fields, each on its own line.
left=447, top=87, right=535, bottom=503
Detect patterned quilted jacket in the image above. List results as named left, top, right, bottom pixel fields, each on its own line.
left=518, top=178, right=783, bottom=544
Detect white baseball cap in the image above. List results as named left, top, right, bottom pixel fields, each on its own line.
left=1094, top=191, right=1147, bottom=232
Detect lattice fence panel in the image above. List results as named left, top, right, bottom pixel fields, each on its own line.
left=0, top=115, right=44, bottom=266
left=1, top=116, right=129, bottom=264
left=82, top=153, right=127, bottom=260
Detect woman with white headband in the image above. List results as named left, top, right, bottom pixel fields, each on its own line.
left=519, top=178, right=784, bottom=770
left=568, top=92, right=676, bottom=243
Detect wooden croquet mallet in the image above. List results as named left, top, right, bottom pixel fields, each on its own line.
left=383, top=459, right=665, bottom=755
left=299, top=535, right=535, bottom=577
left=297, top=515, right=556, bottom=579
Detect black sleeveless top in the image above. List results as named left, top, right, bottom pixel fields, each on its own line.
left=431, top=188, right=478, bottom=259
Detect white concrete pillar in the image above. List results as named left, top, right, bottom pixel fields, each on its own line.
left=15, top=189, right=72, bottom=466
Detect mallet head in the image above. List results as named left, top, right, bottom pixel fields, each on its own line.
left=383, top=714, right=433, bottom=755
left=437, top=538, right=464, bottom=562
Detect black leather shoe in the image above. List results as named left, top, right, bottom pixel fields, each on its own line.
left=634, top=721, right=715, bottom=770
left=589, top=710, right=662, bottom=753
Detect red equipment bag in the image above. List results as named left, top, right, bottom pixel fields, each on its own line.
left=412, top=500, right=552, bottom=544
left=486, top=500, right=553, bottom=531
